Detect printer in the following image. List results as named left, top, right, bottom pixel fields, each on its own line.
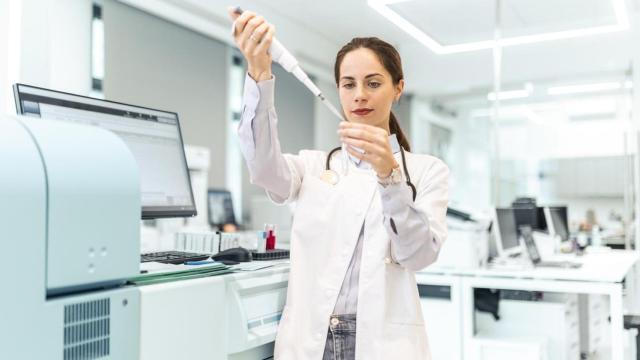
left=0, top=114, right=141, bottom=359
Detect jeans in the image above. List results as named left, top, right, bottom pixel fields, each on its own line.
left=322, top=314, right=357, bottom=360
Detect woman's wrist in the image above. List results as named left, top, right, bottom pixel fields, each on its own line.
left=376, top=161, right=399, bottom=179
left=248, top=67, right=272, bottom=82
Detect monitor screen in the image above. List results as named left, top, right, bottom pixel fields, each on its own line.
left=13, top=83, right=196, bottom=219
left=549, top=206, right=569, bottom=241
left=536, top=207, right=548, bottom=232
left=513, top=207, right=538, bottom=232
left=496, top=208, right=520, bottom=251
left=208, top=189, right=236, bottom=227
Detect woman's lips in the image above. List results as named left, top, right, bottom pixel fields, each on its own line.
left=352, top=109, right=373, bottom=116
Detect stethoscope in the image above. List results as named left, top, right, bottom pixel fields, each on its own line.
left=320, top=146, right=417, bottom=202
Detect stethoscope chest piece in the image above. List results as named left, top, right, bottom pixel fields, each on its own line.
left=319, top=169, right=340, bottom=185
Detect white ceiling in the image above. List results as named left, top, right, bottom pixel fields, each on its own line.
left=390, top=0, right=618, bottom=44
left=166, top=0, right=639, bottom=98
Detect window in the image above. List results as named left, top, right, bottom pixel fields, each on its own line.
left=91, top=2, right=104, bottom=98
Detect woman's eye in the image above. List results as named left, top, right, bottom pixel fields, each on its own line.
left=342, top=83, right=355, bottom=89
left=368, top=82, right=381, bottom=88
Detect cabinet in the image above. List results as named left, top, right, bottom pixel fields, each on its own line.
left=543, top=156, right=627, bottom=197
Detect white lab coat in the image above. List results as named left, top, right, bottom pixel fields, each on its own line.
left=269, top=149, right=449, bottom=360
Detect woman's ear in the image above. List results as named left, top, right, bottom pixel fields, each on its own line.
left=395, top=79, right=405, bottom=102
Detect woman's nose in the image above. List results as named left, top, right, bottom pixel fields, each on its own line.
left=354, top=85, right=367, bottom=102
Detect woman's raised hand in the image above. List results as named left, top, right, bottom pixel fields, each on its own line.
left=338, top=121, right=399, bottom=178
left=228, top=8, right=275, bottom=82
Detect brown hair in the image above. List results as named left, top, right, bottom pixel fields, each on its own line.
left=334, top=37, right=411, bottom=151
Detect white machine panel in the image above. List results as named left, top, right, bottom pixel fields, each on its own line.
left=21, top=117, right=141, bottom=293
left=0, top=114, right=142, bottom=360
left=226, top=268, right=289, bottom=354
left=138, top=276, right=228, bottom=360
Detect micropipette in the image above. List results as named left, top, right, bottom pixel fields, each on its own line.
left=231, top=6, right=349, bottom=175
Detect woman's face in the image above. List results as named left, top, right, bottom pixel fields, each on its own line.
left=338, top=48, right=404, bottom=132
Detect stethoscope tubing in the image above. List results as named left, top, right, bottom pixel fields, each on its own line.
left=326, top=146, right=417, bottom=201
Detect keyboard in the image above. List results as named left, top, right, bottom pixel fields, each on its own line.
left=141, top=251, right=211, bottom=264
left=537, top=260, right=582, bottom=269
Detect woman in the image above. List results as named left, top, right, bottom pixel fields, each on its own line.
left=230, top=9, right=449, bottom=360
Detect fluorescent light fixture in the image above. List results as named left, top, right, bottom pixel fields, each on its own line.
left=470, top=105, right=532, bottom=119
left=487, top=89, right=529, bottom=101
left=368, top=0, right=629, bottom=54
left=547, top=82, right=622, bottom=95
left=471, top=105, right=562, bottom=124
left=488, top=83, right=533, bottom=101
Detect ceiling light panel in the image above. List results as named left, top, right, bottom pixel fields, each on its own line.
left=547, top=82, right=622, bottom=95
left=369, top=0, right=629, bottom=54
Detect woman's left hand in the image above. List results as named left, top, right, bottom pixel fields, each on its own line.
left=338, top=121, right=399, bottom=178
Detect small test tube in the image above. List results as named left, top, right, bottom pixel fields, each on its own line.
left=264, top=224, right=277, bottom=250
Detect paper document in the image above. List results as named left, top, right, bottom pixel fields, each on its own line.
left=130, top=261, right=232, bottom=286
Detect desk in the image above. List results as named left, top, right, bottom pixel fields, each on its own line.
left=418, top=250, right=640, bottom=360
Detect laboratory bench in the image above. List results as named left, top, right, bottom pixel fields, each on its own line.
left=417, top=250, right=640, bottom=360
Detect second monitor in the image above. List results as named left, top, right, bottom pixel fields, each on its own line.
left=208, top=189, right=238, bottom=230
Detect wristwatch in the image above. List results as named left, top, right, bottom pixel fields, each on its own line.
left=377, top=165, right=402, bottom=187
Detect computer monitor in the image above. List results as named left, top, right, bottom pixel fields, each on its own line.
left=494, top=208, right=522, bottom=257
left=208, top=189, right=237, bottom=228
left=13, top=83, right=196, bottom=219
left=545, top=206, right=569, bottom=242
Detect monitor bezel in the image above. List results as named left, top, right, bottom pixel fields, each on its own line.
left=493, top=207, right=523, bottom=258
left=13, top=83, right=198, bottom=219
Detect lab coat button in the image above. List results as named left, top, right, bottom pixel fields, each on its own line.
left=330, top=317, right=339, bottom=326
left=384, top=257, right=392, bottom=264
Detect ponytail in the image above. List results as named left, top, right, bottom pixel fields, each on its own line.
left=389, top=111, right=411, bottom=152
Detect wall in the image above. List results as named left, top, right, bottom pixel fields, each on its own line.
left=103, top=0, right=229, bottom=188
left=0, top=0, right=9, bottom=113
left=0, top=0, right=91, bottom=114
left=411, top=98, right=492, bottom=211
left=19, top=0, right=92, bottom=95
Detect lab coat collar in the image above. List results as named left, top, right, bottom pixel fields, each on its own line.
left=348, top=133, right=401, bottom=166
